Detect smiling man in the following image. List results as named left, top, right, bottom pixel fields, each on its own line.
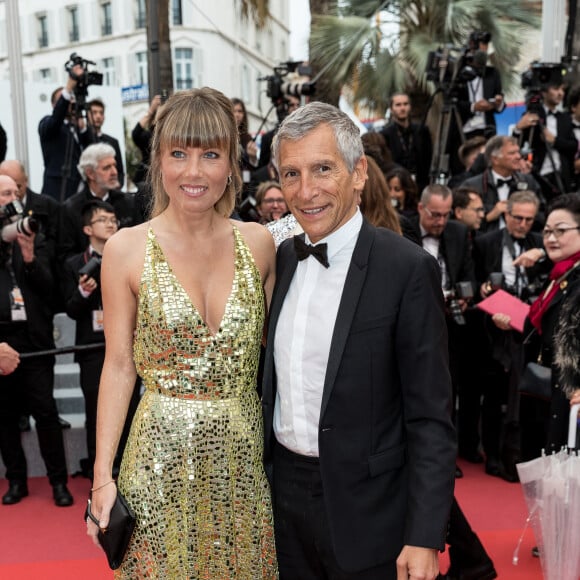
left=262, top=102, right=456, bottom=580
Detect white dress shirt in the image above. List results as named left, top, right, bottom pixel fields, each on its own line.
left=540, top=105, right=562, bottom=175
left=273, top=209, right=362, bottom=457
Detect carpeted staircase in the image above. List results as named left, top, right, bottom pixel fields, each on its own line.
left=0, top=313, right=88, bottom=477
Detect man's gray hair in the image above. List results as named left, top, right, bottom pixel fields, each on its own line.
left=420, top=183, right=452, bottom=205
left=271, top=101, right=364, bottom=173
left=507, top=190, right=540, bottom=211
left=77, top=143, right=116, bottom=181
left=485, top=135, right=518, bottom=165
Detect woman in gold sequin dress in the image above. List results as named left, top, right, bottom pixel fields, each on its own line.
left=87, top=88, right=278, bottom=579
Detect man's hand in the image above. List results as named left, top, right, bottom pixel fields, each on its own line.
left=16, top=232, right=35, bottom=264
left=543, top=127, right=556, bottom=145
left=516, top=112, right=540, bottom=131
left=0, top=343, right=19, bottom=375
left=513, top=248, right=544, bottom=269
left=492, top=312, right=512, bottom=331
left=486, top=200, right=507, bottom=223
left=473, top=99, right=494, bottom=113
left=79, top=274, right=98, bottom=295
left=396, top=545, right=439, bottom=580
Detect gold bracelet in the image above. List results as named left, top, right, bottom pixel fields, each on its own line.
left=91, top=479, right=116, bottom=492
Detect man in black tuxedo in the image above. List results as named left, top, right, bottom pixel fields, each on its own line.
left=87, top=99, right=125, bottom=190
left=263, top=102, right=456, bottom=579
left=0, top=175, right=73, bottom=507
left=460, top=136, right=543, bottom=233
left=59, top=143, right=139, bottom=261
left=38, top=65, right=94, bottom=202
left=381, top=92, right=433, bottom=192
left=513, top=81, right=577, bottom=198
left=473, top=190, right=549, bottom=482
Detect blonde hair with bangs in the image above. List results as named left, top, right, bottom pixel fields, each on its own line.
left=148, top=87, right=241, bottom=218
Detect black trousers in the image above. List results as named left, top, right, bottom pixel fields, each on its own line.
left=0, top=355, right=68, bottom=486
left=273, top=442, right=396, bottom=580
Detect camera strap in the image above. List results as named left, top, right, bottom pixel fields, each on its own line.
left=502, top=229, right=528, bottom=297
left=5, top=257, right=26, bottom=321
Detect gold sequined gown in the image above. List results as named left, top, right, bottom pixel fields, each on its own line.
left=115, top=226, right=278, bottom=579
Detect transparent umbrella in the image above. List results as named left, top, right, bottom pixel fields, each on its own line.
left=515, top=404, right=580, bottom=580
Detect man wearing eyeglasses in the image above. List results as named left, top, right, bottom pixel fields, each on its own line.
left=59, top=143, right=140, bottom=261
left=472, top=190, right=550, bottom=482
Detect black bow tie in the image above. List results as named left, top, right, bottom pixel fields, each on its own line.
left=90, top=251, right=101, bottom=259
left=496, top=178, right=513, bottom=188
left=294, top=236, right=329, bottom=268
left=547, top=110, right=559, bottom=117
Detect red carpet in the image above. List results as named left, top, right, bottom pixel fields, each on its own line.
left=0, top=460, right=542, bottom=579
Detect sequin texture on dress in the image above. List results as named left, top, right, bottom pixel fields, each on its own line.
left=115, top=225, right=278, bottom=579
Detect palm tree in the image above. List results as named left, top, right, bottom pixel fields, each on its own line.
left=240, top=0, right=270, bottom=28
left=309, top=0, right=540, bottom=115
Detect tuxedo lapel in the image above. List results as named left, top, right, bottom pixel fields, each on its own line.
left=320, top=221, right=374, bottom=420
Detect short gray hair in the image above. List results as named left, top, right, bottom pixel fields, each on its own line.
left=271, top=101, right=364, bottom=173
left=507, top=190, right=540, bottom=212
left=420, top=183, right=452, bottom=205
left=77, top=143, right=116, bottom=181
left=485, top=135, right=518, bottom=165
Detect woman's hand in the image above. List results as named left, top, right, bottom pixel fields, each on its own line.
left=86, top=481, right=118, bottom=548
left=569, top=389, right=580, bottom=407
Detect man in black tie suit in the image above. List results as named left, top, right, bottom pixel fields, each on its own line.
left=473, top=191, right=549, bottom=482
left=460, top=136, right=542, bottom=233
left=513, top=81, right=577, bottom=197
left=263, top=102, right=456, bottom=579
left=568, top=85, right=580, bottom=190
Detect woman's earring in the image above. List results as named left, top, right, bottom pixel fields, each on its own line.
left=227, top=175, right=232, bottom=186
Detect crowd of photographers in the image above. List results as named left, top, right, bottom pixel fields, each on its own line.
left=0, top=36, right=579, bottom=527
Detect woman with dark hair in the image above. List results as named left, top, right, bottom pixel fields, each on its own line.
left=386, top=166, right=419, bottom=218
left=361, top=131, right=394, bottom=176
left=232, top=97, right=258, bottom=167
left=87, top=88, right=277, bottom=578
left=493, top=193, right=580, bottom=458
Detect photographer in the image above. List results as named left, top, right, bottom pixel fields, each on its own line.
left=473, top=191, right=549, bottom=482
left=514, top=71, right=577, bottom=198
left=38, top=62, right=95, bottom=202
left=59, top=143, right=139, bottom=261
left=457, top=31, right=505, bottom=140
left=63, top=200, right=138, bottom=479
left=0, top=175, right=73, bottom=507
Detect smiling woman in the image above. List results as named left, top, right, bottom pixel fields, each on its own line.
left=87, top=88, right=278, bottom=577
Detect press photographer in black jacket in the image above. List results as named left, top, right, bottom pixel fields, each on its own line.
left=0, top=175, right=73, bottom=507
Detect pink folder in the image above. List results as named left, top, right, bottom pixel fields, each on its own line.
left=476, top=289, right=530, bottom=333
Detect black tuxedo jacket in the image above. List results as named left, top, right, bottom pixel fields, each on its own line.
left=0, top=234, right=55, bottom=350
left=457, top=66, right=504, bottom=133
left=38, top=95, right=94, bottom=201
left=262, top=220, right=456, bottom=572
left=517, top=109, right=577, bottom=191
left=59, top=185, right=140, bottom=260
left=23, top=188, right=60, bottom=263
left=381, top=122, right=432, bottom=191
left=407, top=217, right=476, bottom=290
left=460, top=169, right=543, bottom=233
left=95, top=132, right=125, bottom=189
left=472, top=229, right=547, bottom=291
left=63, top=250, right=104, bottom=361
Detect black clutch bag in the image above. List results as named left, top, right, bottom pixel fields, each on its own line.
left=86, top=490, right=136, bottom=570
left=519, top=361, right=552, bottom=401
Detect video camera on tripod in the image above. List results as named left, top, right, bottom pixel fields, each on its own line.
left=64, top=53, right=103, bottom=114
left=0, top=200, right=38, bottom=243
left=260, top=61, right=316, bottom=121
left=521, top=59, right=570, bottom=113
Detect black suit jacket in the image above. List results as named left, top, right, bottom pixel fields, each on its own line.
left=262, top=220, right=456, bottom=572
left=0, top=234, right=55, bottom=351
left=63, top=250, right=105, bottom=361
left=38, top=95, right=94, bottom=201
left=59, top=185, right=139, bottom=260
left=460, top=169, right=544, bottom=233
left=23, top=188, right=60, bottom=263
left=381, top=122, right=432, bottom=192
left=407, top=217, right=476, bottom=290
left=472, top=229, right=547, bottom=292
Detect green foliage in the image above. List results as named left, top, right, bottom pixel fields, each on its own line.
left=309, top=0, right=540, bottom=114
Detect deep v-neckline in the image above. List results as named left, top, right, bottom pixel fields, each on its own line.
left=149, top=226, right=238, bottom=339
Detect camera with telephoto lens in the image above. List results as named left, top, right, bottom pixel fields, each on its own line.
left=260, top=61, right=316, bottom=121
left=0, top=200, right=38, bottom=243
left=443, top=281, right=474, bottom=325
left=64, top=53, right=104, bottom=112
left=79, top=256, right=102, bottom=284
